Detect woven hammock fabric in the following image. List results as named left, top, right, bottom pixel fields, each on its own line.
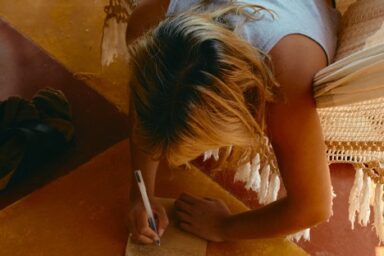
left=314, top=0, right=384, bottom=170
left=314, top=43, right=384, bottom=169
left=314, top=0, right=384, bottom=243
left=314, top=44, right=384, bottom=107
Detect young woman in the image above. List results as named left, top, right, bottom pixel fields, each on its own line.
left=126, top=0, right=339, bottom=244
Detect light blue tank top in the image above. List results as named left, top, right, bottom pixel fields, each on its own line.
left=166, top=0, right=340, bottom=64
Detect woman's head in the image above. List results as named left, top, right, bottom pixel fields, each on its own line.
left=128, top=3, right=278, bottom=168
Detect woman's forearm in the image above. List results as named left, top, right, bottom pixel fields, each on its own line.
left=222, top=197, right=329, bottom=240
left=129, top=140, right=159, bottom=201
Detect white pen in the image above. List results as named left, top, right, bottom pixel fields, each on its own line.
left=134, top=170, right=161, bottom=246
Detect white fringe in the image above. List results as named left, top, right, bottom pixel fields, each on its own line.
left=303, top=228, right=311, bottom=241
left=211, top=148, right=220, bottom=161
left=347, top=166, right=384, bottom=244
left=374, top=184, right=384, bottom=243
left=101, top=20, right=130, bottom=66
left=258, top=164, right=271, bottom=205
left=203, top=148, right=220, bottom=162
left=358, top=174, right=372, bottom=226
left=287, top=228, right=311, bottom=242
left=233, top=154, right=281, bottom=205
left=234, top=159, right=280, bottom=205
left=203, top=150, right=212, bottom=162
left=348, top=168, right=364, bottom=229
left=101, top=1, right=131, bottom=66
left=234, top=162, right=251, bottom=183
left=245, top=154, right=261, bottom=192
left=329, top=185, right=337, bottom=218
left=265, top=172, right=280, bottom=204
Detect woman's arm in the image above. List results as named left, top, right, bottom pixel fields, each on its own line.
left=223, top=35, right=332, bottom=239
left=175, top=35, right=332, bottom=241
left=126, top=1, right=170, bottom=243
left=127, top=0, right=170, bottom=199
left=128, top=102, right=168, bottom=244
left=128, top=103, right=158, bottom=202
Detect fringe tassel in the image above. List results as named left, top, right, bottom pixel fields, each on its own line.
left=287, top=228, right=311, bottom=242
left=328, top=186, right=337, bottom=219
left=101, top=20, right=129, bottom=66
left=348, top=168, right=364, bottom=229
left=211, top=148, right=220, bottom=161
left=234, top=156, right=280, bottom=204
left=265, top=172, right=280, bottom=203
left=245, top=154, right=261, bottom=192
left=234, top=162, right=251, bottom=183
left=203, top=150, right=212, bottom=162
left=258, top=164, right=271, bottom=204
left=358, top=174, right=372, bottom=226
left=347, top=165, right=384, bottom=244
left=203, top=148, right=220, bottom=161
left=374, top=184, right=384, bottom=243
left=101, top=1, right=131, bottom=66
left=303, top=228, right=311, bottom=241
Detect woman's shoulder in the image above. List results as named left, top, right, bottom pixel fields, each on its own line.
left=238, top=0, right=340, bottom=64
left=268, top=34, right=327, bottom=97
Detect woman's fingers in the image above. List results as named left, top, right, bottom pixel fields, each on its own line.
left=175, top=198, right=195, bottom=214
left=131, top=233, right=156, bottom=244
left=179, top=222, right=193, bottom=232
left=175, top=209, right=193, bottom=224
left=128, top=199, right=170, bottom=244
left=154, top=206, right=169, bottom=237
left=135, top=210, right=159, bottom=241
left=179, top=192, right=199, bottom=204
left=129, top=215, right=156, bottom=244
left=179, top=222, right=200, bottom=237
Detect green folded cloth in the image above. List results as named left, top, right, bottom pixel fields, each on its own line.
left=0, top=88, right=75, bottom=190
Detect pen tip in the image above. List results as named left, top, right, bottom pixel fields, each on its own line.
left=156, top=240, right=161, bottom=246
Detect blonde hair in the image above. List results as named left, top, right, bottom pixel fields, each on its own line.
left=128, top=1, right=279, bottom=169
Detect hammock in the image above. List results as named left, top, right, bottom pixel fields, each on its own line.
left=313, top=0, right=384, bottom=242
left=100, top=0, right=384, bottom=243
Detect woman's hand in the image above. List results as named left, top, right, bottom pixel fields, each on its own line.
left=175, top=193, right=232, bottom=242
left=127, top=197, right=169, bottom=244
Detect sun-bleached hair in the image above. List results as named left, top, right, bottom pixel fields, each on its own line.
left=128, top=0, right=279, bottom=169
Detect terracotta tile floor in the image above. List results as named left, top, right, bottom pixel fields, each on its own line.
left=0, top=1, right=380, bottom=254
left=0, top=16, right=306, bottom=256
